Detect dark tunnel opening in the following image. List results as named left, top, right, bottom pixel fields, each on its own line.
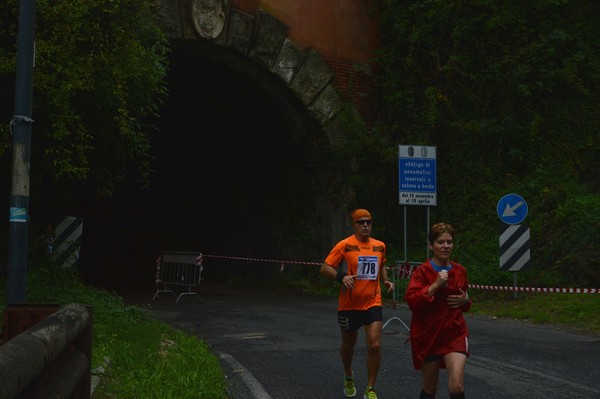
left=78, top=39, right=322, bottom=296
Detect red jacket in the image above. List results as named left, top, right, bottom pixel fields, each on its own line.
left=404, top=259, right=471, bottom=369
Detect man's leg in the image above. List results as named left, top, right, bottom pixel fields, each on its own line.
left=341, top=329, right=358, bottom=375
left=363, top=320, right=382, bottom=387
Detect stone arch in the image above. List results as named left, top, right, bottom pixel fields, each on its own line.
left=155, top=0, right=354, bottom=260
left=161, top=1, right=347, bottom=126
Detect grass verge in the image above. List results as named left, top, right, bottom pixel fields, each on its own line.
left=468, top=290, right=600, bottom=333
left=0, top=265, right=229, bottom=399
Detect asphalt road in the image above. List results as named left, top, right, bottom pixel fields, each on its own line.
left=139, top=284, right=600, bottom=399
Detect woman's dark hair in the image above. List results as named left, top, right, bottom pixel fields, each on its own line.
left=428, top=223, right=457, bottom=244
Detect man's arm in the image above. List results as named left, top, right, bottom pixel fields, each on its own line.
left=321, top=262, right=357, bottom=288
left=380, top=263, right=394, bottom=293
left=320, top=262, right=337, bottom=280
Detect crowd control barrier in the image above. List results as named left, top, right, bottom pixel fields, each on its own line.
left=0, top=303, right=93, bottom=399
left=382, top=260, right=421, bottom=332
left=153, top=251, right=203, bottom=303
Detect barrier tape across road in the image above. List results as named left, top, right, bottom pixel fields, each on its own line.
left=203, top=253, right=321, bottom=266
left=468, top=285, right=600, bottom=294
left=200, top=253, right=600, bottom=294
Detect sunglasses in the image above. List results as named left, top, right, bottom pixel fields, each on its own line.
left=355, top=219, right=372, bottom=225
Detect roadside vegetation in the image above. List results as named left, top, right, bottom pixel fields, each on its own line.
left=338, top=0, right=600, bottom=293
left=0, top=265, right=229, bottom=399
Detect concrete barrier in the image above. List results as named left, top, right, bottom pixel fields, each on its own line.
left=0, top=303, right=92, bottom=399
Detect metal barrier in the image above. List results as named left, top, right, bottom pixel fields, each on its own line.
left=0, top=303, right=93, bottom=399
left=382, top=260, right=421, bottom=332
left=153, top=251, right=203, bottom=303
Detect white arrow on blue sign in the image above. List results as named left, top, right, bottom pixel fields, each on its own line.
left=496, top=193, right=528, bottom=225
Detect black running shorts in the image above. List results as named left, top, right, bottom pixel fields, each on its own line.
left=337, top=306, right=382, bottom=332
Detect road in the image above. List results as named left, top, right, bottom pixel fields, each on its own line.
left=143, top=284, right=600, bottom=399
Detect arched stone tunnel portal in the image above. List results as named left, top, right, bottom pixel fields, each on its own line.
left=80, top=38, right=343, bottom=294
left=78, top=1, right=377, bottom=295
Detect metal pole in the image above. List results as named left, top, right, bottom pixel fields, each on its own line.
left=426, top=206, right=430, bottom=258
left=7, top=0, right=36, bottom=303
left=403, top=206, right=407, bottom=262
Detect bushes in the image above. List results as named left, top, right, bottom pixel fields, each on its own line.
left=370, top=0, right=600, bottom=289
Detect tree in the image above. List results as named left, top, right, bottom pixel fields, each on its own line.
left=0, top=0, right=169, bottom=209
left=375, top=0, right=600, bottom=285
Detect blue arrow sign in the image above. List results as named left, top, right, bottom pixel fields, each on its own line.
left=497, top=193, right=528, bottom=225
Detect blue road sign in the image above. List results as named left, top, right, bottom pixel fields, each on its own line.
left=497, top=193, right=528, bottom=225
left=398, top=145, right=437, bottom=206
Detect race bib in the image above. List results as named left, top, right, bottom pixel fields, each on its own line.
left=356, top=255, right=379, bottom=280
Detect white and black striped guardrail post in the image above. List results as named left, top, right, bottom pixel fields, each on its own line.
left=51, top=216, right=84, bottom=268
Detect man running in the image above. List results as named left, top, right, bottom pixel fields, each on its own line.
left=320, top=209, right=394, bottom=399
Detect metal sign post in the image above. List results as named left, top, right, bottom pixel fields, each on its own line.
left=384, top=145, right=437, bottom=332
left=398, top=145, right=437, bottom=260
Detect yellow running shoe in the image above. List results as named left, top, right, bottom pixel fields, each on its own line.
left=364, top=387, right=378, bottom=399
left=344, top=375, right=356, bottom=397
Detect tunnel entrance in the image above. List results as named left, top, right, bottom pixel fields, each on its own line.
left=79, top=39, right=325, bottom=295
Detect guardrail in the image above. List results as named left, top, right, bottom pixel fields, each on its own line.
left=0, top=303, right=93, bottom=399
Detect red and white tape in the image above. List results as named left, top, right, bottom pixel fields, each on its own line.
left=200, top=254, right=600, bottom=294
left=468, top=284, right=600, bottom=294
left=203, top=253, right=321, bottom=266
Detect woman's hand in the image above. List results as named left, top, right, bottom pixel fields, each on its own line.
left=436, top=269, right=449, bottom=288
left=447, top=289, right=470, bottom=308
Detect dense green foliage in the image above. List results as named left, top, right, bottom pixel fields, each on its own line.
left=362, top=0, right=600, bottom=287
left=0, top=0, right=169, bottom=204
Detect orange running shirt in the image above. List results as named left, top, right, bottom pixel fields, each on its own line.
left=324, top=235, right=387, bottom=311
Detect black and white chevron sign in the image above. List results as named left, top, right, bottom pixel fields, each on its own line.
left=52, top=216, right=83, bottom=268
left=499, top=223, right=530, bottom=271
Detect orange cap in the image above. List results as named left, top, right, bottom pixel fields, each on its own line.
left=351, top=209, right=372, bottom=223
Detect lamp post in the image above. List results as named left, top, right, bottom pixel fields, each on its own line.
left=7, top=0, right=36, bottom=303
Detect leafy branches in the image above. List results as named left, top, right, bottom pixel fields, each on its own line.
left=375, top=0, right=600, bottom=285
left=0, top=0, right=169, bottom=204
